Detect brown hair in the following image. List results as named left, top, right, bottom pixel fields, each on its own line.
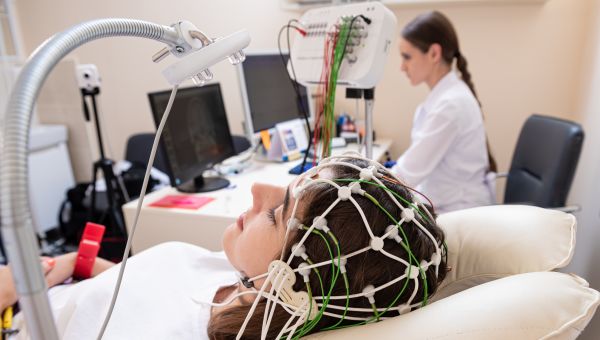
left=208, top=159, right=448, bottom=339
left=402, top=11, right=497, bottom=172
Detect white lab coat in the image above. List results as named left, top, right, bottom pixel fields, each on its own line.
left=392, top=71, right=494, bottom=213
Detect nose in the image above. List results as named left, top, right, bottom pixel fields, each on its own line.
left=400, top=60, right=407, bottom=73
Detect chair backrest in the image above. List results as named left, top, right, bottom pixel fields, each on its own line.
left=124, top=133, right=251, bottom=173
left=124, top=133, right=170, bottom=174
left=504, top=114, right=584, bottom=207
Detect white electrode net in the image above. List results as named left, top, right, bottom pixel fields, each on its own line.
left=222, top=152, right=444, bottom=339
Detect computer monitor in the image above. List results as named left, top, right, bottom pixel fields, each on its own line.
left=148, top=84, right=235, bottom=193
left=237, top=51, right=312, bottom=139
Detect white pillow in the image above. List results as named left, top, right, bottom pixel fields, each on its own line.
left=434, top=204, right=576, bottom=300
left=312, top=272, right=599, bottom=339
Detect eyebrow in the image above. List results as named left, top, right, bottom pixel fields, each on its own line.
left=282, top=186, right=291, bottom=219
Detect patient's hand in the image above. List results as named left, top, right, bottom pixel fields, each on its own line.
left=0, top=257, right=57, bottom=311
left=45, top=252, right=77, bottom=287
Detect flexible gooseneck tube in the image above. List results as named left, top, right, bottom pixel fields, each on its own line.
left=0, top=19, right=193, bottom=339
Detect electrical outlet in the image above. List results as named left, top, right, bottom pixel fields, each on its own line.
left=76, top=64, right=101, bottom=90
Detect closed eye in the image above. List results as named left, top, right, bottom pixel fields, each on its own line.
left=266, top=207, right=277, bottom=225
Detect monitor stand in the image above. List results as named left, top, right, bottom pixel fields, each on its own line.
left=176, top=175, right=230, bottom=193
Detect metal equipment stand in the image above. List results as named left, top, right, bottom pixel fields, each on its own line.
left=81, top=87, right=128, bottom=235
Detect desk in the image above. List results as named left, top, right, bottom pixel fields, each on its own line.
left=123, top=139, right=391, bottom=253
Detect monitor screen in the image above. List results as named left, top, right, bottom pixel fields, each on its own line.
left=239, top=52, right=310, bottom=133
left=148, top=84, right=235, bottom=192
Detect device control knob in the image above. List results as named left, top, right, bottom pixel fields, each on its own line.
left=191, top=68, right=213, bottom=86
left=228, top=50, right=246, bottom=65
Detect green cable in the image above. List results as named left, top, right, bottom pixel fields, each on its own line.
left=334, top=180, right=432, bottom=309
left=333, top=178, right=432, bottom=224
left=294, top=227, right=339, bottom=338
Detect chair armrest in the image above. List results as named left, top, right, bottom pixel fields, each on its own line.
left=495, top=172, right=508, bottom=178
left=552, top=205, right=581, bottom=214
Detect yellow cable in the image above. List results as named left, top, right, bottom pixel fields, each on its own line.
left=2, top=306, right=13, bottom=330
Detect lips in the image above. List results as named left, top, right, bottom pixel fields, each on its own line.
left=237, top=212, right=246, bottom=231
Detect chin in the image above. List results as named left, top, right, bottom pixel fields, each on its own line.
left=221, top=223, right=237, bottom=258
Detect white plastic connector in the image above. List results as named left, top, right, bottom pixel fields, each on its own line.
left=398, top=304, right=412, bottom=315
left=419, top=260, right=430, bottom=272
left=385, top=225, right=402, bottom=244
left=359, top=168, right=374, bottom=181
left=292, top=243, right=308, bottom=260
left=431, top=252, right=442, bottom=266
left=350, top=182, right=364, bottom=195
left=298, top=262, right=311, bottom=282
left=405, top=265, right=420, bottom=279
left=370, top=237, right=384, bottom=252
left=362, top=284, right=376, bottom=304
left=162, top=29, right=250, bottom=85
left=287, top=218, right=301, bottom=231
left=337, top=186, right=352, bottom=200
left=333, top=257, right=347, bottom=274
left=401, top=208, right=415, bottom=222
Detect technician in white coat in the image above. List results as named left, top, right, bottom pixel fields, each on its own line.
left=390, top=11, right=497, bottom=213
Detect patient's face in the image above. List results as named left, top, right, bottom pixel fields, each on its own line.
left=223, top=182, right=296, bottom=280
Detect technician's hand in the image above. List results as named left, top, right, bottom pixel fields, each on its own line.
left=384, top=160, right=397, bottom=168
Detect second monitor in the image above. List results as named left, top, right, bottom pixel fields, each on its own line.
left=237, top=51, right=311, bottom=139
left=148, top=84, right=235, bottom=193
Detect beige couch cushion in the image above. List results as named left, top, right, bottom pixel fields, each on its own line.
left=312, top=272, right=599, bottom=339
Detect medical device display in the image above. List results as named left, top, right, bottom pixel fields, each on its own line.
left=229, top=152, right=444, bottom=339
left=0, top=18, right=249, bottom=339
left=237, top=52, right=311, bottom=136
left=289, top=2, right=396, bottom=88
left=287, top=2, right=396, bottom=160
left=148, top=84, right=236, bottom=193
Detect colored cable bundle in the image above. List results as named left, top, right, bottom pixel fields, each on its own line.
left=314, top=16, right=362, bottom=161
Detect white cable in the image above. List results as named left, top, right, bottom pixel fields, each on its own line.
left=236, top=268, right=277, bottom=340
left=96, top=85, right=178, bottom=340
left=314, top=273, right=408, bottom=301
left=275, top=302, right=308, bottom=340
left=262, top=270, right=288, bottom=339
left=321, top=311, right=389, bottom=322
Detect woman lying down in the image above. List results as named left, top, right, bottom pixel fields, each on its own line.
left=0, top=155, right=448, bottom=339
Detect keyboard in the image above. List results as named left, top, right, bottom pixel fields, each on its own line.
left=288, top=162, right=316, bottom=175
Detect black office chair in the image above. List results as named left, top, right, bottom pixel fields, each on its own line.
left=502, top=114, right=584, bottom=208
left=124, top=133, right=170, bottom=173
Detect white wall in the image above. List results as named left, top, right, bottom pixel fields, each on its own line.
left=14, top=0, right=593, bottom=184
left=563, top=0, right=600, bottom=337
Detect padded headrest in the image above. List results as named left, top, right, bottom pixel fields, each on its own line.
left=311, top=205, right=599, bottom=339
left=434, top=204, right=576, bottom=300
left=311, top=272, right=599, bottom=339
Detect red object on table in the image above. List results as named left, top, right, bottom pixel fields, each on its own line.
left=73, top=222, right=105, bottom=280
left=148, top=195, right=215, bottom=210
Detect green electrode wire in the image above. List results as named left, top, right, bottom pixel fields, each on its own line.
left=293, top=227, right=340, bottom=339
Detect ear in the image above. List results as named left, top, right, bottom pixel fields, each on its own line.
left=428, top=43, right=443, bottom=63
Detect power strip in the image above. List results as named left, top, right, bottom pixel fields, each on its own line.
left=289, top=2, right=397, bottom=88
